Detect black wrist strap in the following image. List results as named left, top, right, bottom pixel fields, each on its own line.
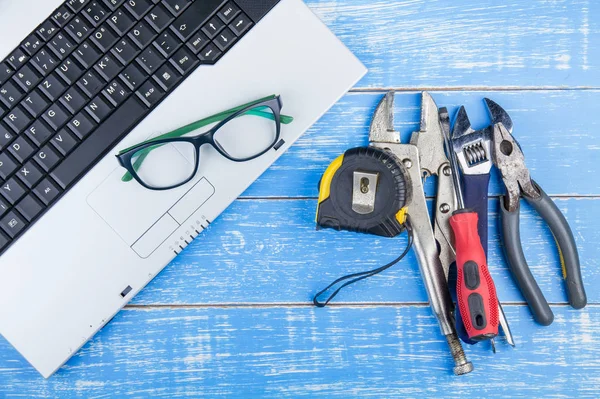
left=313, top=216, right=414, bottom=307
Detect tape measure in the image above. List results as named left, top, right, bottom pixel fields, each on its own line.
left=316, top=147, right=412, bottom=238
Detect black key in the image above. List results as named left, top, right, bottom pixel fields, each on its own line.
left=102, top=80, right=130, bottom=106
left=129, top=21, right=157, bottom=49
left=197, top=43, right=221, bottom=64
left=0, top=211, right=27, bottom=238
left=230, top=13, right=252, bottom=36
left=31, top=49, right=59, bottom=76
left=0, top=198, right=9, bottom=218
left=51, top=129, right=79, bottom=156
left=33, top=178, right=62, bottom=205
left=145, top=4, right=173, bottom=32
left=60, top=87, right=88, bottom=114
left=218, top=2, right=240, bottom=24
left=153, top=31, right=180, bottom=58
left=25, top=120, right=54, bottom=147
left=170, top=47, right=197, bottom=75
left=73, top=41, right=102, bottom=69
left=56, top=58, right=84, bottom=85
left=77, top=71, right=105, bottom=99
left=0, top=152, right=18, bottom=179
left=13, top=65, right=42, bottom=93
left=108, top=9, right=136, bottom=35
left=68, top=112, right=97, bottom=139
left=21, top=35, right=44, bottom=56
left=0, top=63, right=13, bottom=86
left=16, top=195, right=44, bottom=222
left=36, top=20, right=59, bottom=41
left=52, top=6, right=74, bottom=27
left=111, top=38, right=140, bottom=64
left=43, top=103, right=71, bottom=131
left=8, top=136, right=36, bottom=163
left=51, top=96, right=147, bottom=189
left=0, top=230, right=9, bottom=250
left=39, top=74, right=67, bottom=102
left=136, top=47, right=164, bottom=74
left=7, top=48, right=29, bottom=70
left=186, top=31, right=208, bottom=54
left=65, top=16, right=93, bottom=43
left=85, top=95, right=113, bottom=122
left=17, top=161, right=44, bottom=189
left=0, top=105, right=5, bottom=118
left=94, top=54, right=122, bottom=81
left=1, top=178, right=27, bottom=205
left=0, top=81, right=24, bottom=108
left=170, top=0, right=222, bottom=42
left=119, top=64, right=146, bottom=90
left=136, top=80, right=163, bottom=107
left=34, top=146, right=62, bottom=172
left=4, top=107, right=31, bottom=134
left=214, top=28, right=236, bottom=52
left=48, top=33, right=76, bottom=60
left=103, top=0, right=126, bottom=11
left=153, top=64, right=180, bottom=91
left=0, top=123, right=15, bottom=151
left=202, top=17, right=224, bottom=39
left=22, top=91, right=50, bottom=118
left=67, top=0, right=91, bottom=13
left=91, top=24, right=119, bottom=52
left=83, top=1, right=110, bottom=27
left=163, top=0, right=191, bottom=16
left=124, top=0, right=153, bottom=19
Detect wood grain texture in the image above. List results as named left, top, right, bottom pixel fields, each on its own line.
left=243, top=90, right=600, bottom=198
left=306, top=0, right=600, bottom=88
left=0, top=306, right=598, bottom=398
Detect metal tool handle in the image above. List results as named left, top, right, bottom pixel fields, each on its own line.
left=462, top=174, right=490, bottom=256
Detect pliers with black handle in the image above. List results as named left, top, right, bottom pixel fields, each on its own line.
left=491, top=114, right=587, bottom=326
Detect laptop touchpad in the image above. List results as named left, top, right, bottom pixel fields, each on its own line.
left=87, top=146, right=214, bottom=249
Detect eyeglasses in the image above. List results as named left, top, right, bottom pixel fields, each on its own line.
left=116, top=95, right=294, bottom=191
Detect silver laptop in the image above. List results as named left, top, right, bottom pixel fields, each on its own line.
left=0, top=0, right=366, bottom=377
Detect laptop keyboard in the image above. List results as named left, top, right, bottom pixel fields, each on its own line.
left=0, top=0, right=279, bottom=254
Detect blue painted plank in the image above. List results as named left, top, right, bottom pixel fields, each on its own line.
left=306, top=0, right=600, bottom=88
left=131, top=197, right=596, bottom=306
left=0, top=306, right=597, bottom=398
left=243, top=91, right=600, bottom=198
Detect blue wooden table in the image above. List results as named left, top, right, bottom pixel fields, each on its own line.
left=2, top=1, right=600, bottom=397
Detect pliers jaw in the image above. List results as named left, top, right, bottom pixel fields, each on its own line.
left=492, top=122, right=540, bottom=212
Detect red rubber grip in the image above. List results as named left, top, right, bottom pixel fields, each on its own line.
left=450, top=211, right=499, bottom=340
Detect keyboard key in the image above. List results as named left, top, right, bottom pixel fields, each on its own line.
left=86, top=95, right=114, bottom=122
left=22, top=91, right=50, bottom=118
left=39, top=74, right=67, bottom=101
left=136, top=47, right=164, bottom=74
left=163, top=0, right=191, bottom=16
left=16, top=195, right=44, bottom=222
left=0, top=152, right=18, bottom=179
left=218, top=2, right=240, bottom=24
left=0, top=63, right=13, bottom=85
left=202, top=17, right=224, bottom=39
left=0, top=211, right=27, bottom=238
left=103, top=0, right=126, bottom=10
left=4, top=107, right=31, bottom=134
left=43, top=103, right=71, bottom=131
left=36, top=20, right=59, bottom=41
left=33, top=178, right=62, bottom=205
left=73, top=41, right=102, bottom=69
left=0, top=81, right=24, bottom=108
left=129, top=21, right=157, bottom=48
left=214, top=28, right=236, bottom=52
left=1, top=178, right=27, bottom=205
left=153, top=63, right=180, bottom=91
left=31, top=49, right=59, bottom=76
left=65, top=16, right=93, bottom=43
left=60, top=87, right=88, bottom=114
left=8, top=136, right=36, bottom=163
left=153, top=31, right=180, bottom=58
left=68, top=112, right=97, bottom=139
left=170, top=47, right=197, bottom=75
left=145, top=4, right=173, bottom=32
left=48, top=33, right=76, bottom=60
left=0, top=198, right=9, bottom=218
left=230, top=13, right=252, bottom=36
left=56, top=58, right=84, bottom=85
left=77, top=70, right=105, bottom=97
left=94, top=54, right=122, bottom=81
left=186, top=31, right=208, bottom=54
left=108, top=9, right=136, bottom=35
left=51, top=129, right=79, bottom=156
left=51, top=96, right=147, bottom=189
left=67, top=0, right=91, bottom=13
left=25, top=120, right=53, bottom=147
left=52, top=6, right=74, bottom=27
left=136, top=80, right=163, bottom=107
left=34, top=145, right=62, bottom=172
left=21, top=35, right=44, bottom=56
left=119, top=64, right=146, bottom=90
left=83, top=1, right=110, bottom=27
left=102, top=80, right=130, bottom=106
left=7, top=48, right=29, bottom=70
left=0, top=230, right=9, bottom=250
left=13, top=65, right=42, bottom=92
left=170, top=0, right=222, bottom=42
left=197, top=43, right=221, bottom=64
left=111, top=38, right=140, bottom=64
left=91, top=24, right=120, bottom=52
left=17, top=161, right=44, bottom=189
left=124, top=0, right=153, bottom=19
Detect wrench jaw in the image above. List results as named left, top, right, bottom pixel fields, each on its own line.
left=451, top=106, right=493, bottom=176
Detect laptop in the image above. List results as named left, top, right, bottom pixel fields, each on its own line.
left=0, top=0, right=366, bottom=377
